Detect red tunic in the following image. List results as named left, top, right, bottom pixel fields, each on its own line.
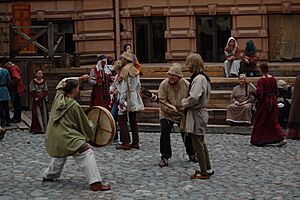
left=251, top=76, right=284, bottom=146
left=90, top=66, right=111, bottom=110
left=8, top=64, right=26, bottom=96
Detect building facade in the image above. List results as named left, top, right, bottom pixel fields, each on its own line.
left=0, top=0, right=300, bottom=63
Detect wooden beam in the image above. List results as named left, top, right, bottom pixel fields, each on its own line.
left=14, top=28, right=47, bottom=54
left=53, top=35, right=63, bottom=52
left=13, top=28, right=49, bottom=54
left=48, top=22, right=54, bottom=58
left=9, top=24, right=15, bottom=58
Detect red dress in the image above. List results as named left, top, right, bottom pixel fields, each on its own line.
left=30, top=79, right=48, bottom=134
left=90, top=66, right=111, bottom=110
left=251, top=76, right=284, bottom=146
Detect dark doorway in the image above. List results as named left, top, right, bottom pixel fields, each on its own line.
left=31, top=20, right=75, bottom=55
left=196, top=16, right=231, bottom=62
left=134, top=17, right=166, bottom=63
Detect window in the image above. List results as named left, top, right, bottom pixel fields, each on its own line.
left=31, top=20, right=75, bottom=55
left=133, top=17, right=166, bottom=63
left=196, top=16, right=231, bottom=62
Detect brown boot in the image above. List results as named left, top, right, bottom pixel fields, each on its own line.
left=130, top=143, right=140, bottom=149
left=90, top=182, right=111, bottom=191
left=116, top=144, right=131, bottom=150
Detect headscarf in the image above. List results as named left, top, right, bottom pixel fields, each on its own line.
left=244, top=40, right=257, bottom=55
left=224, top=37, right=238, bottom=57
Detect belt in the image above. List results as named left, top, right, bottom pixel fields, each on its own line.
left=78, top=144, right=90, bottom=153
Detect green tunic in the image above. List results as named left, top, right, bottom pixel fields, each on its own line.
left=45, top=79, right=97, bottom=158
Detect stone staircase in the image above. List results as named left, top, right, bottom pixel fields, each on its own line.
left=43, top=62, right=299, bottom=132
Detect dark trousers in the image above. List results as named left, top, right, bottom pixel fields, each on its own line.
left=160, top=119, right=195, bottom=159
left=118, top=111, right=139, bottom=145
left=111, top=100, right=119, bottom=140
left=12, top=95, right=22, bottom=120
left=191, top=134, right=212, bottom=176
left=0, top=100, right=10, bottom=125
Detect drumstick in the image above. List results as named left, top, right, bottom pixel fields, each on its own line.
left=141, top=87, right=185, bottom=116
left=64, top=76, right=96, bottom=80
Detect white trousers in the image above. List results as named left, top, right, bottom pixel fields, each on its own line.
left=43, top=149, right=102, bottom=185
left=224, top=60, right=241, bottom=77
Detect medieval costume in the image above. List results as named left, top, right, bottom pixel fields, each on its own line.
left=277, top=79, right=293, bottom=128
left=224, top=37, right=241, bottom=77
left=123, top=43, right=143, bottom=75
left=286, top=74, right=300, bottom=139
left=226, top=75, right=256, bottom=125
left=240, top=40, right=258, bottom=77
left=109, top=61, right=122, bottom=141
left=158, top=63, right=196, bottom=168
left=4, top=62, right=25, bottom=123
left=43, top=77, right=110, bottom=191
left=250, top=74, right=286, bottom=146
left=116, top=51, right=144, bottom=150
left=0, top=67, right=11, bottom=127
left=29, top=78, right=48, bottom=134
left=89, top=55, right=112, bottom=109
left=183, top=53, right=214, bottom=179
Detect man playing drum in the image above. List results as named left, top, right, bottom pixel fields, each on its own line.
left=42, top=75, right=111, bottom=191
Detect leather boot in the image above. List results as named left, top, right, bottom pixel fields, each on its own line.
left=116, top=144, right=131, bottom=150
left=90, top=182, right=111, bottom=191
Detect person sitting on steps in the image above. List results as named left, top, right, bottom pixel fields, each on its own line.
left=223, top=37, right=241, bottom=78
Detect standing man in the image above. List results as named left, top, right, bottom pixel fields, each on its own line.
left=116, top=51, right=144, bottom=150
left=3, top=61, right=25, bottom=123
left=89, top=55, right=112, bottom=109
left=182, top=53, right=214, bottom=179
left=158, top=63, right=197, bottom=167
left=0, top=64, right=11, bottom=127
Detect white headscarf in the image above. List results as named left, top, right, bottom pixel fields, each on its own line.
left=224, top=37, right=238, bottom=56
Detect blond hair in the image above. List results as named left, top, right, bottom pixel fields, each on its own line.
left=185, top=53, right=204, bottom=73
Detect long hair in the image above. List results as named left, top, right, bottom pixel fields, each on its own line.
left=186, top=53, right=204, bottom=73
left=186, top=53, right=210, bottom=83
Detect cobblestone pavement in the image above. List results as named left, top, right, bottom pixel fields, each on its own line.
left=0, top=129, right=299, bottom=200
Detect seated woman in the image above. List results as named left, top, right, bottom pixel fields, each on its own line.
left=223, top=37, right=241, bottom=77
left=240, top=40, right=258, bottom=77
left=277, top=79, right=293, bottom=128
left=226, top=74, right=256, bottom=125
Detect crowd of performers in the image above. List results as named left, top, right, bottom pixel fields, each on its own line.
left=0, top=43, right=299, bottom=191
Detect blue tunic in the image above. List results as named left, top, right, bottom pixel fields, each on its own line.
left=0, top=68, right=11, bottom=101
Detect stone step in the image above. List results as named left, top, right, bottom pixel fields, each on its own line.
left=141, top=90, right=231, bottom=109
left=46, top=62, right=300, bottom=78
left=138, top=62, right=300, bottom=77
left=79, top=89, right=231, bottom=109
left=139, top=76, right=296, bottom=90
left=137, top=122, right=253, bottom=134
left=136, top=107, right=227, bottom=125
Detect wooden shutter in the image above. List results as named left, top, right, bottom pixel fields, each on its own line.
left=12, top=2, right=36, bottom=54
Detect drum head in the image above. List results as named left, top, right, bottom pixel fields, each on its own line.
left=85, top=106, right=116, bottom=148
